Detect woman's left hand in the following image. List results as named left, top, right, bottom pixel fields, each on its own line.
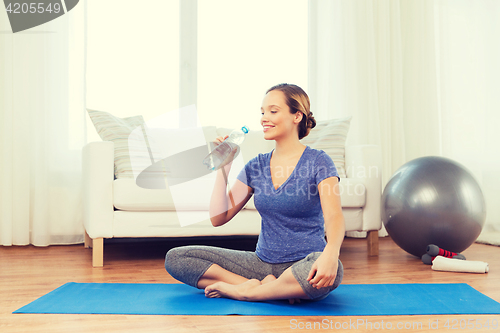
left=306, top=252, right=338, bottom=289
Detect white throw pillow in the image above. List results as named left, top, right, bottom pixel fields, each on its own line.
left=300, top=116, right=352, bottom=179
left=87, top=109, right=146, bottom=179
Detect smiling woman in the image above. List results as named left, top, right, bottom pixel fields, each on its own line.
left=165, top=83, right=345, bottom=304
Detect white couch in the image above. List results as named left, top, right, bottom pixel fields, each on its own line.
left=82, top=126, right=382, bottom=267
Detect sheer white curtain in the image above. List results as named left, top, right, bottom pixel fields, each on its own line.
left=0, top=2, right=87, bottom=246
left=309, top=0, right=500, bottom=233
left=309, top=0, right=407, bottom=186
left=435, top=0, right=500, bottom=233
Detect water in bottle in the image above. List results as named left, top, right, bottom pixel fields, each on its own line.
left=203, top=126, right=249, bottom=170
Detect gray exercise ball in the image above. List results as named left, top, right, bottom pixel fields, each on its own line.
left=381, top=156, right=486, bottom=257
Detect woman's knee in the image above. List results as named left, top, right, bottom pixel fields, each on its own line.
left=164, top=246, right=195, bottom=276
left=314, top=259, right=343, bottom=298
left=291, top=254, right=344, bottom=301
left=164, top=247, right=182, bottom=275
left=164, top=246, right=216, bottom=287
left=333, top=259, right=344, bottom=288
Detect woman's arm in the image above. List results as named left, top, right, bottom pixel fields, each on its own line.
left=209, top=136, right=253, bottom=227
left=307, top=176, right=345, bottom=289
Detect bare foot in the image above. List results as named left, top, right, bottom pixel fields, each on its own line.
left=205, top=278, right=261, bottom=301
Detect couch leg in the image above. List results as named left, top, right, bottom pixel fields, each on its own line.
left=84, top=230, right=92, bottom=248
left=367, top=230, right=379, bottom=257
left=92, top=238, right=104, bottom=267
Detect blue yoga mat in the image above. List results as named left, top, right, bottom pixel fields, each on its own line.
left=13, top=282, right=500, bottom=316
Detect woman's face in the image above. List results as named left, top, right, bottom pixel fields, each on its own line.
left=260, top=90, right=302, bottom=141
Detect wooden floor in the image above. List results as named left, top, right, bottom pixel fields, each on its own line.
left=1, top=236, right=499, bottom=333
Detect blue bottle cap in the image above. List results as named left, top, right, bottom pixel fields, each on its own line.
left=241, top=126, right=249, bottom=133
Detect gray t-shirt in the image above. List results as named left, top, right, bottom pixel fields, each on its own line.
left=237, top=146, right=340, bottom=263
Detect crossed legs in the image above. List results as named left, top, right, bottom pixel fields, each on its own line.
left=203, top=265, right=308, bottom=302
left=196, top=263, right=249, bottom=289
left=165, top=246, right=343, bottom=302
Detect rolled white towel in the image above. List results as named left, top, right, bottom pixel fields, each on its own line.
left=432, top=256, right=489, bottom=273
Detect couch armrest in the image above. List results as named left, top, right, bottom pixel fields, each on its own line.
left=82, top=141, right=114, bottom=239
left=345, top=145, right=382, bottom=232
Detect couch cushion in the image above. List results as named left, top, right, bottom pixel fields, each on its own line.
left=337, top=178, right=366, bottom=208
left=343, top=208, right=364, bottom=232
left=114, top=178, right=175, bottom=211
left=112, top=210, right=261, bottom=237
left=114, top=177, right=216, bottom=211
left=115, top=176, right=365, bottom=212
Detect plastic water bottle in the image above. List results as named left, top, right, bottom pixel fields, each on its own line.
left=203, top=126, right=249, bottom=170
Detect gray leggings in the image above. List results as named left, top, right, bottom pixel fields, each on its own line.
left=165, top=245, right=343, bottom=300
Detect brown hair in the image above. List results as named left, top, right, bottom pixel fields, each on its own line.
left=266, top=83, right=316, bottom=139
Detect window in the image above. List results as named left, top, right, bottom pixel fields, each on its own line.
left=197, top=0, right=308, bottom=130
left=86, top=0, right=307, bottom=141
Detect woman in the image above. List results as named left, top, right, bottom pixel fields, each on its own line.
left=165, top=83, right=345, bottom=303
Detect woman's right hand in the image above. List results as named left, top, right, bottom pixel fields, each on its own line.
left=213, top=135, right=239, bottom=171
